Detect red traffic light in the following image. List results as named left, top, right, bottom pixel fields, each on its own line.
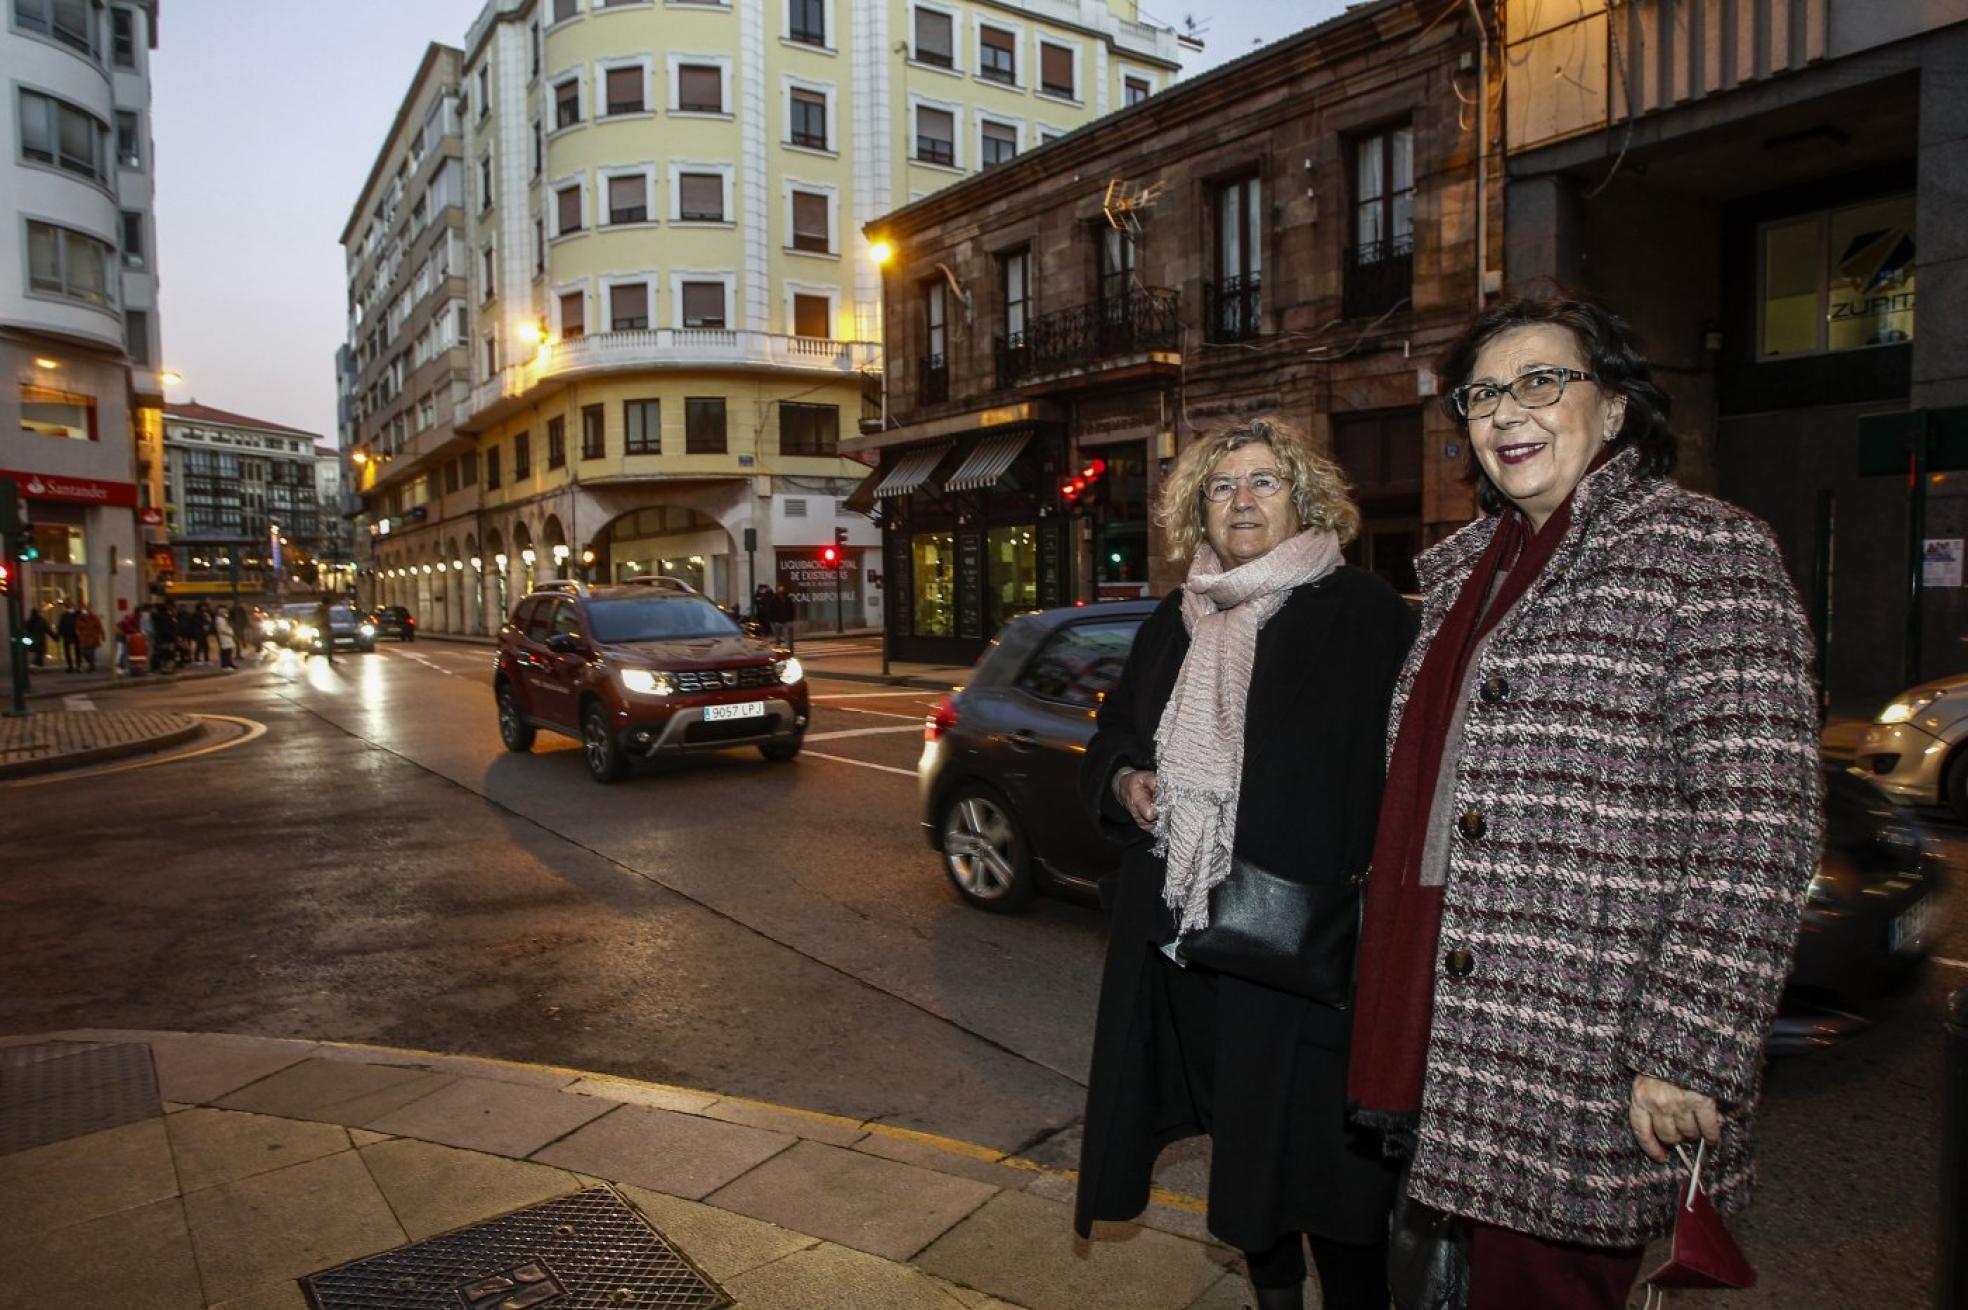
left=820, top=545, right=840, bottom=565
left=0, top=560, right=9, bottom=593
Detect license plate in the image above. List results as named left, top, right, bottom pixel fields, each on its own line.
left=703, top=700, right=765, bottom=722
left=1889, top=897, right=1937, bottom=954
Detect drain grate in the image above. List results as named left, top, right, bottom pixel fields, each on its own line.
left=0, top=1041, right=161, bottom=1155
left=303, top=1187, right=727, bottom=1309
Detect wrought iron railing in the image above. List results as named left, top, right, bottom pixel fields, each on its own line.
left=992, top=287, right=1180, bottom=386
left=1343, top=235, right=1414, bottom=320
left=1204, top=273, right=1262, bottom=343
left=916, top=137, right=955, bottom=167
left=919, top=354, right=949, bottom=406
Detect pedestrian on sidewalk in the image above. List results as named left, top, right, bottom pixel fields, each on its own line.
left=151, top=602, right=176, bottom=674
left=56, top=602, right=79, bottom=671
left=1348, top=296, right=1822, bottom=1310
left=116, top=608, right=139, bottom=674
left=750, top=584, right=773, bottom=626
left=228, top=601, right=249, bottom=654
left=22, top=607, right=50, bottom=667
left=74, top=604, right=104, bottom=673
left=1075, top=418, right=1412, bottom=1310
left=187, top=603, right=211, bottom=663
left=769, top=582, right=797, bottom=650
left=214, top=608, right=237, bottom=670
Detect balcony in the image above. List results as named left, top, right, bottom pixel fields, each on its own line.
left=1204, top=273, right=1261, bottom=343
left=993, top=287, right=1180, bottom=389
left=458, top=329, right=880, bottom=429
left=1343, top=235, right=1413, bottom=320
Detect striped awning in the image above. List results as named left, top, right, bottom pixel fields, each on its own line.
left=841, top=464, right=883, bottom=515
left=941, top=431, right=1032, bottom=493
left=873, top=443, right=953, bottom=498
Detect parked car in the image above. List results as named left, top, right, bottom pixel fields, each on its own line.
left=494, top=578, right=808, bottom=783
left=286, top=603, right=376, bottom=654
left=1854, top=671, right=1968, bottom=821
left=919, top=601, right=1946, bottom=1052
left=372, top=605, right=417, bottom=641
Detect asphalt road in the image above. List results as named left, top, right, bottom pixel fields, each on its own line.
left=2, top=639, right=1960, bottom=1305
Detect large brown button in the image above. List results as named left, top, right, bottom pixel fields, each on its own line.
left=1480, top=675, right=1509, bottom=704
left=1445, top=948, right=1475, bottom=978
left=1457, top=809, right=1486, bottom=841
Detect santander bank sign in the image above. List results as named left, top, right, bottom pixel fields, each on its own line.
left=1, top=468, right=139, bottom=508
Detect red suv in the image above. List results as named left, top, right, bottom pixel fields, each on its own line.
left=494, top=579, right=808, bottom=782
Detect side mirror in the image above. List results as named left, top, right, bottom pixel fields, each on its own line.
left=546, top=632, right=584, bottom=654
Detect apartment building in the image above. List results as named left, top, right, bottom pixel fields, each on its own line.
left=160, top=403, right=328, bottom=598
left=854, top=0, right=1488, bottom=662
left=2, top=0, right=164, bottom=621
left=342, top=0, right=1186, bottom=635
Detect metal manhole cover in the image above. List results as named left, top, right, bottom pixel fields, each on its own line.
left=0, top=1041, right=161, bottom=1155
left=303, top=1187, right=727, bottom=1309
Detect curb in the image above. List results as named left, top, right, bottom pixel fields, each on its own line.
left=0, top=716, right=203, bottom=779
left=23, top=666, right=235, bottom=701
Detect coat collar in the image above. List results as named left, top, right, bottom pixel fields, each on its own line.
left=1415, top=445, right=1646, bottom=595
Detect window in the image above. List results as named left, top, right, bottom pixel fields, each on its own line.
left=1098, top=224, right=1135, bottom=311
left=916, top=105, right=955, bottom=166
left=481, top=245, right=495, bottom=300
left=556, top=183, right=582, bottom=234
left=793, top=292, right=830, bottom=337
left=19, top=92, right=108, bottom=182
left=684, top=398, right=726, bottom=453
left=477, top=66, right=490, bottom=118
left=16, top=0, right=97, bottom=58
left=979, top=25, right=1015, bottom=83
left=111, top=7, right=135, bottom=65
left=26, top=221, right=114, bottom=307
left=779, top=402, right=838, bottom=455
left=533, top=217, right=544, bottom=274
left=677, top=65, right=722, bottom=113
left=529, top=22, right=540, bottom=77
left=914, top=7, right=953, bottom=67
left=1015, top=621, right=1140, bottom=708
left=581, top=403, right=605, bottom=458
left=485, top=444, right=502, bottom=488
left=790, top=190, right=830, bottom=253
left=790, top=88, right=827, bottom=149
left=624, top=398, right=660, bottom=454
left=1125, top=75, right=1150, bottom=106
left=559, top=289, right=585, bottom=338
left=20, top=384, right=95, bottom=440
left=679, top=173, right=723, bottom=221
left=445, top=458, right=461, bottom=493
left=981, top=120, right=1017, bottom=169
left=1209, top=175, right=1262, bottom=341
left=1347, top=125, right=1414, bottom=318
left=513, top=430, right=531, bottom=478
left=610, top=282, right=648, bottom=330
left=124, top=309, right=149, bottom=364
left=1760, top=194, right=1917, bottom=357
left=1002, top=247, right=1030, bottom=344
left=120, top=210, right=143, bottom=267
left=605, top=66, right=644, bottom=114
left=532, top=119, right=543, bottom=175
left=554, top=78, right=580, bottom=129
left=553, top=0, right=578, bottom=17
left=485, top=332, right=497, bottom=374
left=478, top=154, right=492, bottom=211
left=1039, top=43, right=1074, bottom=98
left=547, top=416, right=566, bottom=468
left=789, top=0, right=825, bottom=44
left=607, top=173, right=647, bottom=224
left=681, top=281, right=725, bottom=328
left=923, top=280, right=948, bottom=404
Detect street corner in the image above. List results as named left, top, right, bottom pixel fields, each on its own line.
left=0, top=707, right=201, bottom=779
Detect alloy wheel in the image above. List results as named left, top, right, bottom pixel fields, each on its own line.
left=941, top=791, right=1029, bottom=906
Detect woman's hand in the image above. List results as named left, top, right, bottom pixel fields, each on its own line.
left=1117, top=768, right=1160, bottom=831
left=1629, top=1073, right=1721, bottom=1163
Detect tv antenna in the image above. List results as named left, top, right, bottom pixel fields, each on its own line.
left=1102, top=177, right=1166, bottom=239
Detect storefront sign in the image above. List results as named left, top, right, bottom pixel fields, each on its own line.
left=1925, top=539, right=1963, bottom=588
left=1188, top=394, right=1281, bottom=421
left=138, top=506, right=163, bottom=526
left=0, top=469, right=138, bottom=507
left=777, top=547, right=862, bottom=619
left=956, top=531, right=983, bottom=640
left=1036, top=517, right=1064, bottom=609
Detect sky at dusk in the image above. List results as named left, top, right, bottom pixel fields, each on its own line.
left=148, top=0, right=1354, bottom=443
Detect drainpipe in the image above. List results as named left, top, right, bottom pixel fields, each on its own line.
left=1466, top=0, right=1490, bottom=307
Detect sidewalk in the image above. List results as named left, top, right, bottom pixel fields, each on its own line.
left=19, top=661, right=237, bottom=702
left=0, top=709, right=201, bottom=778
left=0, top=1030, right=1250, bottom=1310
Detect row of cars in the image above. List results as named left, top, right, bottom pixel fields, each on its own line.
left=259, top=604, right=416, bottom=654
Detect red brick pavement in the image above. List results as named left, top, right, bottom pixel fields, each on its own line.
left=0, top=710, right=201, bottom=776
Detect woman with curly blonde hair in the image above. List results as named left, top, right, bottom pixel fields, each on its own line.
left=1075, top=417, right=1416, bottom=1309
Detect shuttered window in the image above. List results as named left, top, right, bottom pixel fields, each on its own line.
left=607, top=174, right=646, bottom=224
left=677, top=65, right=721, bottom=112
left=681, top=282, right=725, bottom=328
left=609, top=283, right=648, bottom=331
left=604, top=67, right=643, bottom=114
left=914, top=8, right=952, bottom=66
left=791, top=191, right=829, bottom=252
left=558, top=290, right=584, bottom=338
left=793, top=293, right=831, bottom=338
left=679, top=173, right=723, bottom=221
left=555, top=184, right=582, bottom=234
left=1040, top=43, right=1074, bottom=98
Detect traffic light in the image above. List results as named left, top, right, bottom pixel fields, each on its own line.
left=833, top=526, right=849, bottom=551
left=0, top=560, right=9, bottom=594
left=1059, top=457, right=1109, bottom=508
left=822, top=527, right=847, bottom=567
left=0, top=478, right=32, bottom=562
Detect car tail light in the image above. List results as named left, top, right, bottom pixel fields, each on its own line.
left=925, top=692, right=960, bottom=743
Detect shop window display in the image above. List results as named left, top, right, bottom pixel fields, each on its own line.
left=912, top=532, right=956, bottom=637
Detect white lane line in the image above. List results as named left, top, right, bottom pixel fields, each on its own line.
left=800, top=749, right=915, bottom=777
left=829, top=705, right=922, bottom=720
left=62, top=694, right=97, bottom=711
left=810, top=690, right=939, bottom=700
left=1934, top=956, right=1968, bottom=971
left=803, top=725, right=922, bottom=742
left=385, top=647, right=456, bottom=677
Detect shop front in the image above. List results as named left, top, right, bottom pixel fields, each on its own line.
left=0, top=468, right=141, bottom=626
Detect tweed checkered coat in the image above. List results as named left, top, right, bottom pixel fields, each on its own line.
left=1394, top=448, right=1823, bottom=1247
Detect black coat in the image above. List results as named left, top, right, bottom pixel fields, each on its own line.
left=1073, top=565, right=1415, bottom=1250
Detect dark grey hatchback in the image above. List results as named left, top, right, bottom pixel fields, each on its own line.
left=918, top=600, right=1158, bottom=911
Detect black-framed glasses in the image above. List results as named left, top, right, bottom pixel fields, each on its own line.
left=1450, top=367, right=1598, bottom=420
left=1201, top=470, right=1290, bottom=503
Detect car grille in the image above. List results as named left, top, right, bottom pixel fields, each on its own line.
left=670, top=665, right=776, bottom=692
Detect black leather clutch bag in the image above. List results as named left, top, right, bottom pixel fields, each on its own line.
left=1175, top=857, right=1361, bottom=1006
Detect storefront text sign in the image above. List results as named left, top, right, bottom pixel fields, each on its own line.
left=0, top=469, right=139, bottom=507
left=1925, top=539, right=1963, bottom=588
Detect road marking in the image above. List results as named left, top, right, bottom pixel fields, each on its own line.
left=829, top=705, right=922, bottom=720
left=386, top=647, right=456, bottom=677
left=1934, top=956, right=1968, bottom=971
left=3, top=713, right=267, bottom=788
left=62, top=695, right=97, bottom=711
left=810, top=690, right=939, bottom=700
left=803, top=725, right=922, bottom=742
left=800, top=749, right=915, bottom=777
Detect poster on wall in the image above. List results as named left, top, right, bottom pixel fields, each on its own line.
left=1924, top=538, right=1963, bottom=588
left=777, top=548, right=862, bottom=629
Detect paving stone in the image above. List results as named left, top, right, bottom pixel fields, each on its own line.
left=721, top=1240, right=981, bottom=1310
left=853, top=1130, right=1036, bottom=1191
left=147, top=1035, right=317, bottom=1104
left=0, top=709, right=198, bottom=772
left=215, top=1057, right=453, bottom=1126
left=0, top=1118, right=178, bottom=1234
left=708, top=1139, right=998, bottom=1262
left=916, top=1190, right=1224, bottom=1310
left=163, top=1100, right=193, bottom=1113
left=358, top=1136, right=583, bottom=1241
left=700, top=1096, right=868, bottom=1147
left=925, top=1274, right=1027, bottom=1309
left=362, top=1074, right=612, bottom=1157
left=181, top=1150, right=406, bottom=1304
left=348, top=1128, right=393, bottom=1146
left=209, top=1282, right=311, bottom=1310
left=532, top=1103, right=794, bottom=1201
left=564, top=1075, right=720, bottom=1114
left=0, top=1196, right=200, bottom=1310
left=618, top=1184, right=818, bottom=1282
left=166, top=1107, right=352, bottom=1194
left=310, top=1043, right=579, bottom=1090
left=1180, top=1267, right=1316, bottom=1310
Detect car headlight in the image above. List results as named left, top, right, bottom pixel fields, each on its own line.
left=1805, top=868, right=1837, bottom=907
left=358, top=623, right=376, bottom=637
left=777, top=656, right=804, bottom=685
left=271, top=619, right=288, bottom=632
left=620, top=668, right=672, bottom=696
left=296, top=624, right=316, bottom=640
left=1877, top=691, right=1942, bottom=725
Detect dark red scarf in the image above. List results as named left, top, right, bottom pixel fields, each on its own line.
left=1348, top=493, right=1581, bottom=1118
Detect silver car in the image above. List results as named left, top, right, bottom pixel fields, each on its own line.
left=1855, top=672, right=1968, bottom=821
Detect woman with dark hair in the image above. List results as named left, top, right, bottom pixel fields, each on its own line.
left=1349, top=295, right=1823, bottom=1308
left=1077, top=417, right=1414, bottom=1309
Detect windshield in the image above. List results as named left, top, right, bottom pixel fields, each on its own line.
left=588, top=596, right=741, bottom=643
left=329, top=608, right=359, bottom=624
left=282, top=605, right=315, bottom=617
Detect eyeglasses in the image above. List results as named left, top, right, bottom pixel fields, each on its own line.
left=1201, top=470, right=1290, bottom=503
left=1450, top=367, right=1598, bottom=420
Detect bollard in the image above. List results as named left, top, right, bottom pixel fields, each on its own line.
left=1944, top=988, right=1968, bottom=1309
